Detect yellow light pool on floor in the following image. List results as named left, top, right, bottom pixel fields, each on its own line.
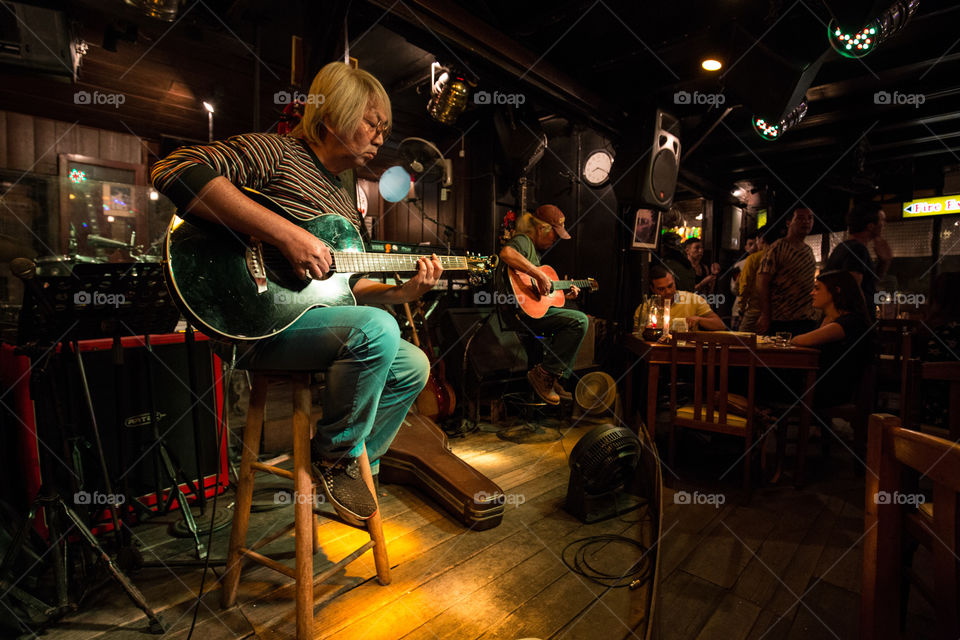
left=701, top=59, right=722, bottom=71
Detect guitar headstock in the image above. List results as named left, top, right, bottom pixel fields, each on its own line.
left=586, top=277, right=599, bottom=292
left=465, top=253, right=499, bottom=285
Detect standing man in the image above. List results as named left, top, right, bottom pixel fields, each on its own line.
left=152, top=62, right=436, bottom=525
left=497, top=206, right=588, bottom=405
left=756, top=208, right=817, bottom=335
left=738, top=228, right=769, bottom=332
left=730, top=230, right=760, bottom=327
left=824, top=202, right=892, bottom=320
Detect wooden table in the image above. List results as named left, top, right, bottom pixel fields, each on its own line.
left=621, top=332, right=821, bottom=485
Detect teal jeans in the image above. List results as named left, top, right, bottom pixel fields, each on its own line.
left=237, top=306, right=428, bottom=470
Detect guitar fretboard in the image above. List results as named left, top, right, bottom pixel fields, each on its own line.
left=552, top=279, right=593, bottom=291
left=330, top=251, right=468, bottom=273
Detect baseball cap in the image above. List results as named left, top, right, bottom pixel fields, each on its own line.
left=535, top=204, right=570, bottom=239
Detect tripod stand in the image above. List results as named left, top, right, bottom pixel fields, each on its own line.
left=1, top=259, right=185, bottom=633
left=0, top=343, right=165, bottom=634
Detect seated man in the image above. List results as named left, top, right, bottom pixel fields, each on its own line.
left=496, top=206, right=588, bottom=405
left=636, top=264, right=726, bottom=331
left=152, top=62, right=434, bottom=526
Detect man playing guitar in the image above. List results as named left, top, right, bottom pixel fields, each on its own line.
left=496, top=205, right=588, bottom=405
left=152, top=62, right=439, bottom=527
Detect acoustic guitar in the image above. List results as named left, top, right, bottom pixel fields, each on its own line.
left=399, top=293, right=456, bottom=421
left=507, top=264, right=598, bottom=318
left=163, top=188, right=497, bottom=341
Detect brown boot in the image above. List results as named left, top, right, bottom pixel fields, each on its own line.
left=527, top=364, right=560, bottom=405
left=553, top=379, right=573, bottom=402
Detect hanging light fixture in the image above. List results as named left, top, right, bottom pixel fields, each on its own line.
left=426, top=62, right=475, bottom=126
left=753, top=101, right=808, bottom=141
left=828, top=0, right=920, bottom=59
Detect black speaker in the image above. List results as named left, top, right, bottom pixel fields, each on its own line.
left=612, top=109, right=681, bottom=210
left=435, top=308, right=528, bottom=389
left=28, top=336, right=225, bottom=505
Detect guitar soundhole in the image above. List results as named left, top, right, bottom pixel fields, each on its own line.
left=259, top=244, right=311, bottom=290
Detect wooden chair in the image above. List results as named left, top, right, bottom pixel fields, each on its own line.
left=902, top=361, right=960, bottom=440
left=668, top=331, right=757, bottom=490
left=221, top=373, right=390, bottom=639
left=860, top=413, right=960, bottom=640
left=819, top=360, right=876, bottom=463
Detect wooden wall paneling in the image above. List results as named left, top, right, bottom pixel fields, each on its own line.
left=6, top=112, right=35, bottom=172
left=77, top=125, right=100, bottom=158
left=99, top=130, right=124, bottom=163
left=54, top=121, right=80, bottom=159
left=33, top=117, right=58, bottom=175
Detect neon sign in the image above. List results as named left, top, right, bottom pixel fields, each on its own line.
left=902, top=195, right=960, bottom=218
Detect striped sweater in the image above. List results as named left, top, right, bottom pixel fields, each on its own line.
left=150, top=133, right=362, bottom=233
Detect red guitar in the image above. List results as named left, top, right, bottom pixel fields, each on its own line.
left=400, top=298, right=456, bottom=420
left=507, top=264, right=598, bottom=319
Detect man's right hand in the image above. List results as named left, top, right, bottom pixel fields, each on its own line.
left=281, top=226, right=333, bottom=280
left=533, top=268, right=553, bottom=296
left=874, top=236, right=893, bottom=264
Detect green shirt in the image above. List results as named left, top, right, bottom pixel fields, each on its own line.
left=496, top=233, right=538, bottom=298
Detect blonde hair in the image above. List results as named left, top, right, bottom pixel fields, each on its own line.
left=515, top=212, right=552, bottom=237
left=291, top=62, right=391, bottom=145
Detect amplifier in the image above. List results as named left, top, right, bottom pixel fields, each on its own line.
left=0, top=333, right=228, bottom=534
left=367, top=241, right=464, bottom=255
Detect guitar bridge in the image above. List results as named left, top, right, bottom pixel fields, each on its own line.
left=246, top=241, right=268, bottom=294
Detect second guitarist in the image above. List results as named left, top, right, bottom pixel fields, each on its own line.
left=495, top=205, right=588, bottom=405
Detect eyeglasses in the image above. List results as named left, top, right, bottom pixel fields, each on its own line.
left=363, top=117, right=390, bottom=139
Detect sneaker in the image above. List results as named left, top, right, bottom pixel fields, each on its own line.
left=313, top=457, right=377, bottom=526
left=527, top=365, right=560, bottom=405
left=553, top=379, right=573, bottom=402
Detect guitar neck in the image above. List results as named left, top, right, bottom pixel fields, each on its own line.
left=552, top=279, right=592, bottom=291
left=331, top=251, right=467, bottom=273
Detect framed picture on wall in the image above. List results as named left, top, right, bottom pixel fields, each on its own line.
left=631, top=208, right=661, bottom=250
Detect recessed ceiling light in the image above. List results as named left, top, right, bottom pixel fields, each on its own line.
left=701, top=59, right=722, bottom=71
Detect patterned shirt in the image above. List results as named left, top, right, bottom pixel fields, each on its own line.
left=758, top=238, right=816, bottom=322
left=151, top=133, right=362, bottom=233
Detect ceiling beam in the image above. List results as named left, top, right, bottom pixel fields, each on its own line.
left=363, top=0, right=621, bottom=135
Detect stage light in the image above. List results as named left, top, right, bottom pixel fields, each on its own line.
left=426, top=62, right=474, bottom=126
left=701, top=59, right=722, bottom=71
left=202, top=101, right=214, bottom=142
left=753, top=101, right=808, bottom=142
left=828, top=0, right=919, bottom=59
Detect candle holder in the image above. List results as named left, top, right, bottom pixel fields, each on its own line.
left=640, top=296, right=670, bottom=342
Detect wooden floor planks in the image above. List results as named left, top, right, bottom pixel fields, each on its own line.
left=24, top=410, right=936, bottom=640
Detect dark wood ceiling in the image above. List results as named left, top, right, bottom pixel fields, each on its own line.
left=4, top=0, right=959, bottom=212
left=348, top=0, right=960, bottom=207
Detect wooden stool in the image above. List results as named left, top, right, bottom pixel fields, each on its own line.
left=221, top=372, right=390, bottom=639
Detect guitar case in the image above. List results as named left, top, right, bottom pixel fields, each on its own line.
left=380, top=414, right=505, bottom=530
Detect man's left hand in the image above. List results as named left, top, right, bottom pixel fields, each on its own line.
left=565, top=285, right=580, bottom=300
left=400, top=254, right=443, bottom=300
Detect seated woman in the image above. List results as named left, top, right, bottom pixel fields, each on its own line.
left=790, top=270, right=873, bottom=410
left=766, top=271, right=873, bottom=482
